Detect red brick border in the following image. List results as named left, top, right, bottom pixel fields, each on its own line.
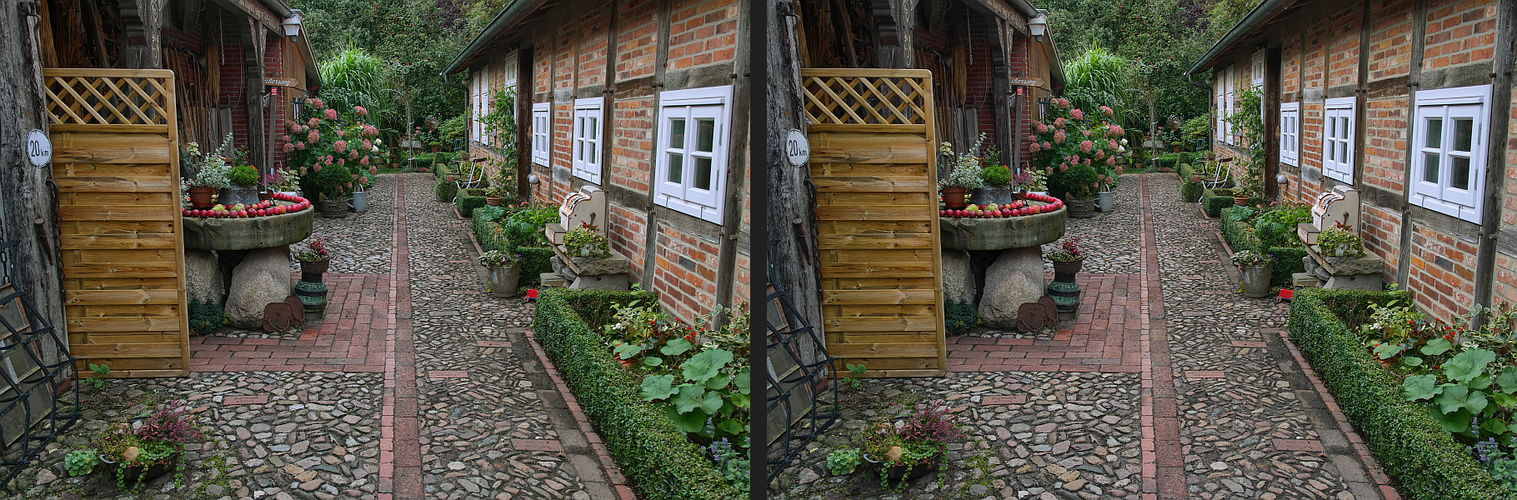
left=1137, top=175, right=1185, bottom=500
left=379, top=175, right=423, bottom=499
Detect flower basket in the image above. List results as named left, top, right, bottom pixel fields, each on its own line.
left=1052, top=256, right=1084, bottom=281
left=862, top=451, right=941, bottom=484
left=101, top=452, right=179, bottom=489
left=299, top=259, right=330, bottom=281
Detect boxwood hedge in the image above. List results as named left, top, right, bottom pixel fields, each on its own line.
left=456, top=195, right=486, bottom=217
left=533, top=289, right=741, bottom=500
left=1219, top=207, right=1309, bottom=286
left=1288, top=289, right=1503, bottom=499
left=1201, top=188, right=1235, bottom=217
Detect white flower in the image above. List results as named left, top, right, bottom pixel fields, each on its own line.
left=1119, top=138, right=1129, bottom=145
left=371, top=146, right=380, bottom=153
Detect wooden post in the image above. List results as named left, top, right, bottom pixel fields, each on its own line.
left=767, top=0, right=824, bottom=350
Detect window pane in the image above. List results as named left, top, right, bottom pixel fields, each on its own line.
left=588, top=117, right=598, bottom=137
left=667, top=153, right=683, bottom=183
left=1326, top=116, right=1335, bottom=138
left=695, top=119, right=715, bottom=152
left=1339, top=117, right=1350, bottom=140
left=1453, top=118, right=1473, bottom=152
left=1426, top=118, right=1442, bottom=148
left=1423, top=152, right=1440, bottom=183
left=1451, top=156, right=1470, bottom=190
left=694, top=156, right=713, bottom=190
left=669, top=118, right=686, bottom=149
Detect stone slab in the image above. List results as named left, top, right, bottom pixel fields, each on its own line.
left=183, top=204, right=315, bottom=251
left=939, top=206, right=1067, bottom=251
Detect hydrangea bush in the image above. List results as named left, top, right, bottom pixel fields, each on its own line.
left=285, top=99, right=387, bottom=200
left=1029, top=99, right=1127, bottom=199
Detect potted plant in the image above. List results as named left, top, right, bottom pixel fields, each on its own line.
left=829, top=400, right=965, bottom=488
left=1049, top=239, right=1085, bottom=280
left=182, top=138, right=232, bottom=210
left=478, top=249, right=522, bottom=298
left=563, top=224, right=611, bottom=259
left=1096, top=172, right=1119, bottom=212
left=90, top=400, right=202, bottom=492
left=1318, top=224, right=1367, bottom=258
left=939, top=140, right=983, bottom=210
left=975, top=165, right=1014, bottom=205
left=295, top=238, right=332, bottom=282
left=1057, top=163, right=1101, bottom=218
left=1011, top=167, right=1047, bottom=199
left=1231, top=249, right=1274, bottom=298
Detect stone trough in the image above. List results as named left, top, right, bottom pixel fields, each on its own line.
left=182, top=205, right=316, bottom=328
left=940, top=206, right=1066, bottom=329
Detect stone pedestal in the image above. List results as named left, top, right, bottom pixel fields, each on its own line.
left=978, top=247, right=1048, bottom=329
left=941, top=250, right=975, bottom=306
left=184, top=249, right=222, bottom=305
left=225, top=246, right=294, bottom=329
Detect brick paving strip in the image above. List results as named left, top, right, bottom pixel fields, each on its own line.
left=1136, top=175, right=1185, bottom=499
left=380, top=174, right=423, bottom=499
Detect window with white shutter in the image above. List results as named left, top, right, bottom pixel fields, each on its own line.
left=1280, top=102, right=1300, bottom=166
left=571, top=97, right=604, bottom=184
left=654, top=86, right=732, bottom=224
left=1321, top=97, right=1356, bottom=184
left=531, top=102, right=550, bottom=166
left=1410, top=84, right=1492, bottom=224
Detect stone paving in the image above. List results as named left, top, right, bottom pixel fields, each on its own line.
left=770, top=174, right=1399, bottom=500
left=2, top=173, right=626, bottom=500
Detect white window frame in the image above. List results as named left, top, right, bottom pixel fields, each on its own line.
left=1224, top=67, right=1236, bottom=144
left=654, top=85, right=733, bottom=224
left=572, top=97, right=604, bottom=184
left=1280, top=102, right=1300, bottom=166
left=531, top=102, right=551, bottom=166
left=1321, top=97, right=1356, bottom=184
left=1215, top=71, right=1226, bottom=141
left=1251, top=51, right=1265, bottom=88
left=470, top=68, right=487, bottom=144
left=1410, top=84, right=1492, bottom=224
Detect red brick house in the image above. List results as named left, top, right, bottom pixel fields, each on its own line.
left=1189, top=0, right=1516, bottom=321
left=443, top=0, right=750, bottom=322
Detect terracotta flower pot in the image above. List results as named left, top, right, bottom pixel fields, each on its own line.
left=941, top=187, right=968, bottom=209
left=1052, top=257, right=1085, bottom=282
left=485, top=196, right=502, bottom=206
left=188, top=187, right=215, bottom=209
left=1233, top=195, right=1249, bottom=206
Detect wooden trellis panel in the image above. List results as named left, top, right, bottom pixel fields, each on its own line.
left=803, top=69, right=946, bottom=378
left=44, top=68, right=190, bottom=378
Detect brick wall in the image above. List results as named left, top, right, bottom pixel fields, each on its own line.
left=474, top=0, right=745, bottom=324
left=1212, top=0, right=1512, bottom=322
left=218, top=16, right=249, bottom=151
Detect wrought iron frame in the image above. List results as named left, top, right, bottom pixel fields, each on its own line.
left=0, top=239, right=79, bottom=488
left=764, top=240, right=838, bottom=482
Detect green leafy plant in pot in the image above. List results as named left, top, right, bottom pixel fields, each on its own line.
left=90, top=400, right=203, bottom=492
left=478, top=249, right=522, bottom=298
left=976, top=165, right=1014, bottom=205
left=563, top=224, right=611, bottom=259
left=181, top=137, right=233, bottom=209
left=1230, top=249, right=1274, bottom=298
left=938, top=139, right=984, bottom=209
left=1049, top=239, right=1085, bottom=279
left=1317, top=224, right=1367, bottom=258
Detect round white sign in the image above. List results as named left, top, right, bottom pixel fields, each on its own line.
left=784, top=129, right=809, bottom=167
left=26, top=129, right=51, bottom=167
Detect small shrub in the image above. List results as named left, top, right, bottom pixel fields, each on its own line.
left=188, top=301, right=224, bottom=336
left=944, top=300, right=978, bottom=335
left=434, top=180, right=457, bottom=202
left=1201, top=189, right=1234, bottom=217
left=228, top=165, right=259, bottom=186
left=457, top=195, right=486, bottom=217
left=517, top=247, right=554, bottom=287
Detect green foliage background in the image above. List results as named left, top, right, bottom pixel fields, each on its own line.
left=1040, top=0, right=1262, bottom=126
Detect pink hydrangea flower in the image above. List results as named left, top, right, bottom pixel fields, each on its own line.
left=1082, top=129, right=1091, bottom=137
left=338, top=158, right=346, bottom=166
left=1054, top=130, right=1067, bottom=143
left=308, top=118, right=319, bottom=128
left=1109, top=124, right=1124, bottom=137
left=353, top=106, right=368, bottom=116
left=1100, top=106, right=1114, bottom=116
left=295, top=141, right=306, bottom=150
left=299, top=167, right=308, bottom=175
left=333, top=140, right=347, bottom=153
left=1054, top=117, right=1067, bottom=128
left=1029, top=142, right=1041, bottom=152
left=1084, top=158, right=1092, bottom=166
left=1107, top=157, right=1117, bottom=166
left=1116, top=166, right=1124, bottom=175
left=370, top=166, right=378, bottom=175
left=283, top=142, right=295, bottom=153
left=1042, top=141, right=1051, bottom=150
left=1109, top=139, right=1119, bottom=149
left=349, top=150, right=359, bottom=160
left=1057, top=98, right=1069, bottom=108
left=1070, top=108, right=1085, bottom=120
left=1080, top=140, right=1093, bottom=153
left=1059, top=163, right=1069, bottom=172
left=313, top=164, right=322, bottom=172
left=309, top=98, right=324, bottom=109
left=287, top=121, right=299, bottom=132
left=336, top=130, right=345, bottom=138
left=307, top=130, right=319, bottom=143
left=1036, top=123, right=1048, bottom=133
left=324, top=108, right=338, bottom=120
left=363, top=139, right=372, bottom=150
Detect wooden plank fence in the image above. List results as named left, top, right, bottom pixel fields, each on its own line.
left=802, top=69, right=946, bottom=377
left=45, top=68, right=190, bottom=377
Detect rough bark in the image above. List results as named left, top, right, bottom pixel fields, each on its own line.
left=767, top=0, right=824, bottom=350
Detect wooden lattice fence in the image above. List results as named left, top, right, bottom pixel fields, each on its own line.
left=44, top=68, right=190, bottom=378
left=802, top=69, right=946, bottom=377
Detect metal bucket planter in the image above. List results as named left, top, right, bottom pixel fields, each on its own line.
left=970, top=186, right=1013, bottom=206
left=218, top=186, right=260, bottom=207
left=487, top=265, right=521, bottom=298
left=295, top=281, right=328, bottom=313
left=1240, top=264, right=1273, bottom=298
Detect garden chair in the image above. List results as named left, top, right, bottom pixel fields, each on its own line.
left=1198, top=157, right=1233, bottom=203
left=453, top=157, right=487, bottom=203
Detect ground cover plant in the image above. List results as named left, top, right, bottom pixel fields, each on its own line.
left=1289, top=289, right=1505, bottom=498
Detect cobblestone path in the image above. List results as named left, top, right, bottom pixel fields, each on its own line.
left=771, top=173, right=1399, bottom=500
left=3, top=174, right=628, bottom=500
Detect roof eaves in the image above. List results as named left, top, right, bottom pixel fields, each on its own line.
left=1186, top=0, right=1297, bottom=77
left=444, top=0, right=547, bottom=75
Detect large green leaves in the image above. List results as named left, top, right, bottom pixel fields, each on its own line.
left=1403, top=375, right=1441, bottom=401
left=682, top=349, right=734, bottom=384
left=671, top=385, right=723, bottom=415
left=1435, top=385, right=1489, bottom=416
left=1443, top=348, right=1497, bottom=384
left=640, top=374, right=678, bottom=401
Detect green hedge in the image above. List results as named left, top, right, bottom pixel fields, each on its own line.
left=435, top=181, right=457, bottom=203
left=1220, top=207, right=1309, bottom=286
left=1179, top=181, right=1201, bottom=203
left=533, top=289, right=741, bottom=500
left=518, top=246, right=553, bottom=286
left=456, top=195, right=486, bottom=217
left=1201, top=189, right=1235, bottom=217
left=1177, top=163, right=1196, bottom=182
left=1267, top=247, right=1306, bottom=286
left=1289, top=289, right=1503, bottom=499
left=1155, top=156, right=1178, bottom=170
